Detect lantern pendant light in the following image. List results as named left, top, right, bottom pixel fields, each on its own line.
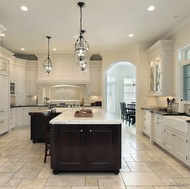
left=43, top=36, right=53, bottom=74
left=74, top=2, right=89, bottom=72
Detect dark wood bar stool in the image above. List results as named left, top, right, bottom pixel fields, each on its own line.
left=43, top=111, right=51, bottom=163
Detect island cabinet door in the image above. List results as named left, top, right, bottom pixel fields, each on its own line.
left=51, top=125, right=85, bottom=171
left=88, top=125, right=121, bottom=172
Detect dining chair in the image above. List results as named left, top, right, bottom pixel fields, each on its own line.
left=126, top=103, right=136, bottom=125
left=120, top=102, right=129, bottom=121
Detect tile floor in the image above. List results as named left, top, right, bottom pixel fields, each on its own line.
left=0, top=123, right=190, bottom=188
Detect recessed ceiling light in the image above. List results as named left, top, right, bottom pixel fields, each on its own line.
left=21, top=48, right=25, bottom=51
left=129, top=34, right=134, bottom=37
left=0, top=33, right=5, bottom=37
left=147, top=5, right=155, bottom=11
left=53, top=48, right=57, bottom=51
left=21, top=6, right=28, bottom=11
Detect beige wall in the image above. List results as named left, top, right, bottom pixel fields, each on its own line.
left=101, top=43, right=152, bottom=133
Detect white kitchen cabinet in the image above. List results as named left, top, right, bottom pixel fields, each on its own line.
left=0, top=57, right=9, bottom=76
left=90, top=61, right=102, bottom=96
left=15, top=107, right=30, bottom=127
left=0, top=74, right=9, bottom=135
left=164, top=126, right=188, bottom=164
left=146, top=40, right=174, bottom=96
left=153, top=113, right=163, bottom=147
left=9, top=61, right=16, bottom=83
left=15, top=62, right=26, bottom=106
left=142, top=110, right=152, bottom=138
left=26, top=62, right=37, bottom=95
left=10, top=108, right=15, bottom=129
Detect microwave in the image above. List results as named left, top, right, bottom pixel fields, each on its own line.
left=10, top=83, right=15, bottom=94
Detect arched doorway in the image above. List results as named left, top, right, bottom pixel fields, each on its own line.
left=106, top=62, right=136, bottom=117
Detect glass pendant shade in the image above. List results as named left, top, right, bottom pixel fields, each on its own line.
left=44, top=57, right=53, bottom=74
left=43, top=36, right=53, bottom=74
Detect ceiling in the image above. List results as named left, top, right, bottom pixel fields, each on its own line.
left=0, top=0, right=190, bottom=57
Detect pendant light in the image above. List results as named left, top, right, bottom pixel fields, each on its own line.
left=74, top=2, right=89, bottom=72
left=43, top=36, right=53, bottom=74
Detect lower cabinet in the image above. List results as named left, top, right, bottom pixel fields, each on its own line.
left=15, top=107, right=30, bottom=127
left=0, top=118, right=8, bottom=135
left=143, top=110, right=152, bottom=138
left=10, top=108, right=16, bottom=129
left=51, top=124, right=121, bottom=174
left=164, top=127, right=188, bottom=164
left=153, top=113, right=164, bottom=147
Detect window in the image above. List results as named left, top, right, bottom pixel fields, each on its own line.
left=183, top=64, right=190, bottom=100
left=107, top=77, right=116, bottom=113
left=182, top=47, right=190, bottom=100
left=124, top=78, right=136, bottom=104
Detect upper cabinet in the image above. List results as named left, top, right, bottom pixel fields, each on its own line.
left=146, top=40, right=174, bottom=96
left=37, top=54, right=90, bottom=84
left=10, top=59, right=16, bottom=83
left=0, top=46, right=13, bottom=76
left=90, top=61, right=102, bottom=96
left=0, top=57, right=9, bottom=75
left=26, top=61, right=37, bottom=95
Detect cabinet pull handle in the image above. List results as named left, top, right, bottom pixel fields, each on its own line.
left=172, top=134, right=176, bottom=136
left=0, top=121, right=4, bottom=124
left=80, top=130, right=83, bottom=132
left=0, top=110, right=4, bottom=113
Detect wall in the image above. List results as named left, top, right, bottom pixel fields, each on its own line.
left=101, top=43, right=151, bottom=133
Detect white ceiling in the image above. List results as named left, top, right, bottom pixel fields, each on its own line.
left=0, top=0, right=190, bottom=57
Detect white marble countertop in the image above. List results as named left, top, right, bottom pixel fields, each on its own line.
left=50, top=108, right=122, bottom=125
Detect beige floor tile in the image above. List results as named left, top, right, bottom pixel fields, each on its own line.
left=44, top=187, right=71, bottom=189
left=127, top=162, right=152, bottom=172
left=16, top=178, right=46, bottom=189
left=154, top=167, right=182, bottom=179
left=13, top=163, right=44, bottom=179
left=0, top=159, right=9, bottom=167
left=86, top=178, right=99, bottom=186
left=127, top=187, right=154, bottom=189
left=5, top=178, right=22, bottom=187
left=146, top=161, right=171, bottom=171
left=72, top=187, right=99, bottom=189
left=0, top=172, right=14, bottom=186
left=46, top=174, right=85, bottom=187
left=145, top=150, right=169, bottom=158
left=98, top=178, right=126, bottom=189
left=172, top=166, right=190, bottom=178
left=121, top=172, right=164, bottom=186
left=162, top=157, right=183, bottom=167
left=37, top=164, right=53, bottom=179
left=0, top=162, right=24, bottom=173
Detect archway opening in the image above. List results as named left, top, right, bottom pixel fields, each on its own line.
left=106, top=62, right=136, bottom=117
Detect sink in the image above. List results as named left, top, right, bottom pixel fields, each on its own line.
left=163, top=116, right=190, bottom=133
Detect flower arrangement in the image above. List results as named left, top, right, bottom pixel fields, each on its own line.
left=167, top=98, right=175, bottom=106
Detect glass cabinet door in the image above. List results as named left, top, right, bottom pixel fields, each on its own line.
left=149, top=61, right=154, bottom=92
left=155, top=57, right=162, bottom=92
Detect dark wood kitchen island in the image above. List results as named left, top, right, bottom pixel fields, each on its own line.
left=49, top=108, right=122, bottom=174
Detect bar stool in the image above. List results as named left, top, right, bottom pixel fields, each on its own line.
left=43, top=111, right=51, bottom=163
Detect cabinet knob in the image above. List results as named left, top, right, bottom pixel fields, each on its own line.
left=80, top=130, right=83, bottom=132
left=90, top=130, right=92, bottom=132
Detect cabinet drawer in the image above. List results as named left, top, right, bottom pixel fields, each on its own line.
left=144, top=111, right=151, bottom=117
left=0, top=109, right=8, bottom=119
left=0, top=118, right=8, bottom=135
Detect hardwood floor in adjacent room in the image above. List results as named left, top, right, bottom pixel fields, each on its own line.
left=0, top=123, right=190, bottom=189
